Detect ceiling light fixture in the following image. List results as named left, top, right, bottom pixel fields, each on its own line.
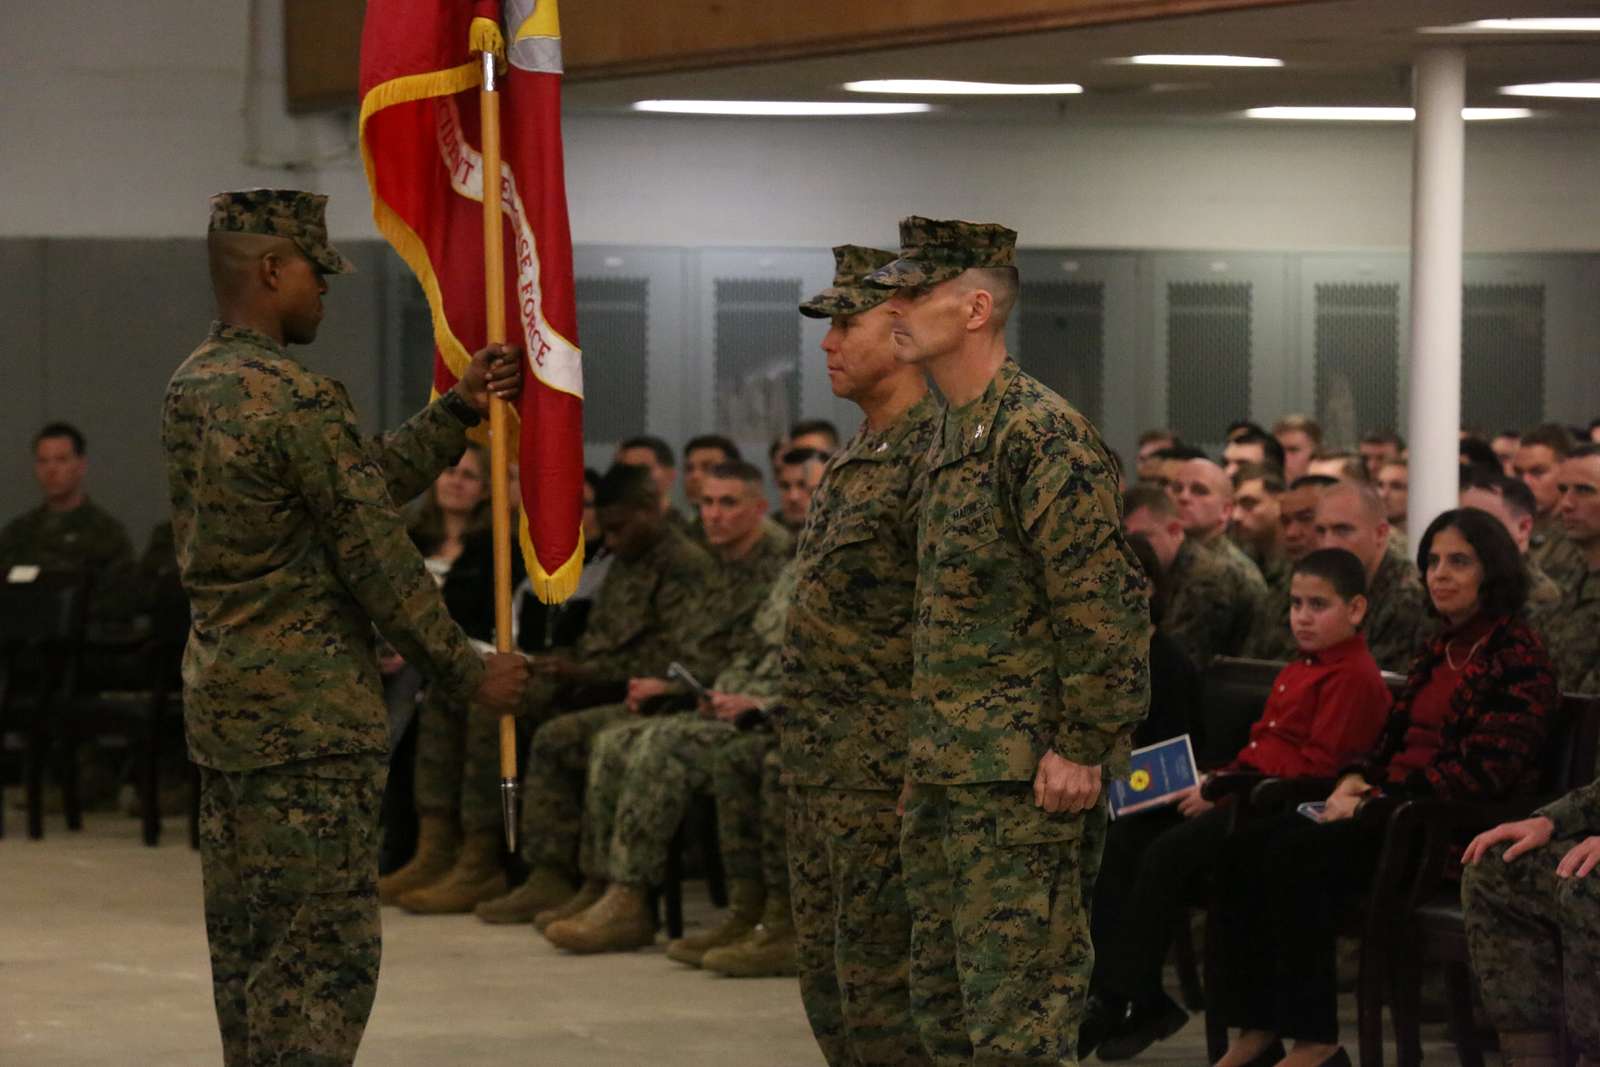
left=1498, top=81, right=1600, bottom=99
left=1245, top=106, right=1533, bottom=121
left=1422, top=18, right=1600, bottom=33
left=843, top=79, right=1082, bottom=95
left=1121, top=54, right=1284, bottom=67
left=631, top=99, right=933, bottom=116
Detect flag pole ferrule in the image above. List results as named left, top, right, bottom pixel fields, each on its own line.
left=481, top=48, right=497, bottom=92
left=500, top=779, right=519, bottom=853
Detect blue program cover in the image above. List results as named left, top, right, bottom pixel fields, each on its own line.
left=1108, top=734, right=1200, bottom=818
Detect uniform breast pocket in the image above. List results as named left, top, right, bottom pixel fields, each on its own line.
left=817, top=518, right=878, bottom=559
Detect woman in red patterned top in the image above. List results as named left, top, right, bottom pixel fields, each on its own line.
left=1209, top=508, right=1557, bottom=1067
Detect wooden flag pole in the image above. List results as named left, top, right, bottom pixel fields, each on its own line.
left=479, top=47, right=520, bottom=854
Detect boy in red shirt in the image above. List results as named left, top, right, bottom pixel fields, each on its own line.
left=1084, top=548, right=1392, bottom=1061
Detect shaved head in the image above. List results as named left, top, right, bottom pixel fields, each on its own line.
left=1321, top=481, right=1386, bottom=525
left=207, top=231, right=301, bottom=301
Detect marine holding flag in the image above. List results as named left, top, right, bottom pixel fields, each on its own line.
left=360, top=0, right=585, bottom=599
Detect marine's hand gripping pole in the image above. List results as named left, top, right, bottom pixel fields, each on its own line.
left=478, top=47, right=520, bottom=854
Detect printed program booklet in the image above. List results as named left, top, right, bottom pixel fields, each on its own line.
left=1108, top=734, right=1200, bottom=819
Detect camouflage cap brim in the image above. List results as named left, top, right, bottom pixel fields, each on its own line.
left=798, top=284, right=893, bottom=318
left=865, top=257, right=966, bottom=290
left=299, top=239, right=357, bottom=276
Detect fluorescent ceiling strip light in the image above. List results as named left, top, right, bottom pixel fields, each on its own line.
left=843, top=79, right=1082, bottom=95
left=1499, top=81, right=1600, bottom=99
left=1422, top=18, right=1600, bottom=33
left=631, top=99, right=932, bottom=116
left=1122, top=54, right=1283, bottom=67
left=1245, top=106, right=1532, bottom=121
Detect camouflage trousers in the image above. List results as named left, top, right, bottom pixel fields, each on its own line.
left=198, top=754, right=386, bottom=1067
left=713, top=732, right=788, bottom=894
left=582, top=713, right=734, bottom=885
left=1462, top=838, right=1600, bottom=1053
left=520, top=701, right=628, bottom=878
left=412, top=678, right=555, bottom=833
left=901, top=782, right=1107, bottom=1066
left=788, top=786, right=929, bottom=1067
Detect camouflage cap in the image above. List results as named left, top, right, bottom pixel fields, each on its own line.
left=798, top=245, right=898, bottom=319
left=207, top=189, right=356, bottom=275
left=867, top=215, right=1018, bottom=289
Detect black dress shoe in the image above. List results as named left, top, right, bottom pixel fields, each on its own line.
left=1097, top=994, right=1189, bottom=1060
left=1078, top=994, right=1130, bottom=1060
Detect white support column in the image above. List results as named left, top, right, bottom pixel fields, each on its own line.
left=1406, top=47, right=1466, bottom=546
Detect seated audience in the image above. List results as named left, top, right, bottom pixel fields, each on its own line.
left=1124, top=485, right=1265, bottom=667
left=617, top=434, right=683, bottom=526
left=1228, top=463, right=1286, bottom=580
left=0, top=421, right=136, bottom=620
left=1357, top=431, right=1404, bottom=482
left=1147, top=444, right=1210, bottom=495
left=1223, top=429, right=1286, bottom=481
left=1314, top=481, right=1428, bottom=671
left=1458, top=468, right=1563, bottom=634
left=1307, top=450, right=1367, bottom=483
left=1083, top=549, right=1390, bottom=1061
left=1542, top=444, right=1600, bottom=695
left=1375, top=459, right=1408, bottom=534
left=787, top=418, right=840, bottom=455
left=1136, top=429, right=1178, bottom=483
left=1210, top=509, right=1557, bottom=1067
left=680, top=434, right=741, bottom=543
left=775, top=447, right=829, bottom=536
left=1226, top=420, right=1269, bottom=444
left=1516, top=423, right=1586, bottom=588
left=1591, top=418, right=1600, bottom=445
left=1243, top=475, right=1337, bottom=661
left=1273, top=415, right=1323, bottom=484
left=1490, top=429, right=1521, bottom=477
left=1461, top=436, right=1502, bottom=476
left=1461, top=760, right=1600, bottom=1067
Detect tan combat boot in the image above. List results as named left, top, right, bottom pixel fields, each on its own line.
left=377, top=815, right=461, bottom=905
left=474, top=866, right=577, bottom=925
left=542, top=883, right=657, bottom=954
left=701, top=891, right=797, bottom=977
left=1500, top=1032, right=1562, bottom=1067
left=534, top=879, right=605, bottom=932
left=395, top=831, right=505, bottom=914
left=665, top=879, right=764, bottom=967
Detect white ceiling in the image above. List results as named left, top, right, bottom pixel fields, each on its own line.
left=563, top=0, right=1600, bottom=126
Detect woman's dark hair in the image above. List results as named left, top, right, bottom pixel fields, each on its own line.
left=1125, top=533, right=1167, bottom=623
left=409, top=443, right=489, bottom=555
left=1415, top=507, right=1528, bottom=620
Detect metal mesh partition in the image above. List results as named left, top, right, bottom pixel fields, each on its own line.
left=574, top=276, right=650, bottom=443
left=1462, top=284, right=1545, bottom=434
left=1314, top=282, right=1400, bottom=447
left=1166, top=281, right=1252, bottom=444
left=713, top=278, right=802, bottom=443
left=1020, top=280, right=1106, bottom=427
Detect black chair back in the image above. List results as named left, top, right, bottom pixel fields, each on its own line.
left=0, top=569, right=90, bottom=645
left=1195, top=657, right=1281, bottom=768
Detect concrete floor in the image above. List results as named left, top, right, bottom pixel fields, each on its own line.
left=1, top=796, right=1460, bottom=1066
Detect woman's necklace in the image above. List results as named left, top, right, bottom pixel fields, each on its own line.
left=1446, top=633, right=1488, bottom=671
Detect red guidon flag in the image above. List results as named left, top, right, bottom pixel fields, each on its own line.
left=359, top=0, right=584, bottom=602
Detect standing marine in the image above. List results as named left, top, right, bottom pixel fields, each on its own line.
left=162, top=189, right=527, bottom=1065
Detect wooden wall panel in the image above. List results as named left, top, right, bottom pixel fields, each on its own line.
left=560, top=0, right=1310, bottom=79
left=276, top=0, right=1307, bottom=110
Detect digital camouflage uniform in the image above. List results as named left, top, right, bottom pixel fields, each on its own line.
left=527, top=522, right=789, bottom=881
left=1530, top=512, right=1587, bottom=591
left=577, top=531, right=793, bottom=887
left=1162, top=533, right=1266, bottom=668
left=879, top=211, right=1150, bottom=1067
left=0, top=497, right=137, bottom=620
left=1541, top=567, right=1600, bottom=695
left=1362, top=546, right=1429, bottom=673
left=1462, top=778, right=1600, bottom=1054
left=164, top=189, right=487, bottom=1067
left=414, top=524, right=713, bottom=834
left=780, top=287, right=942, bottom=1067
left=1524, top=560, right=1563, bottom=644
